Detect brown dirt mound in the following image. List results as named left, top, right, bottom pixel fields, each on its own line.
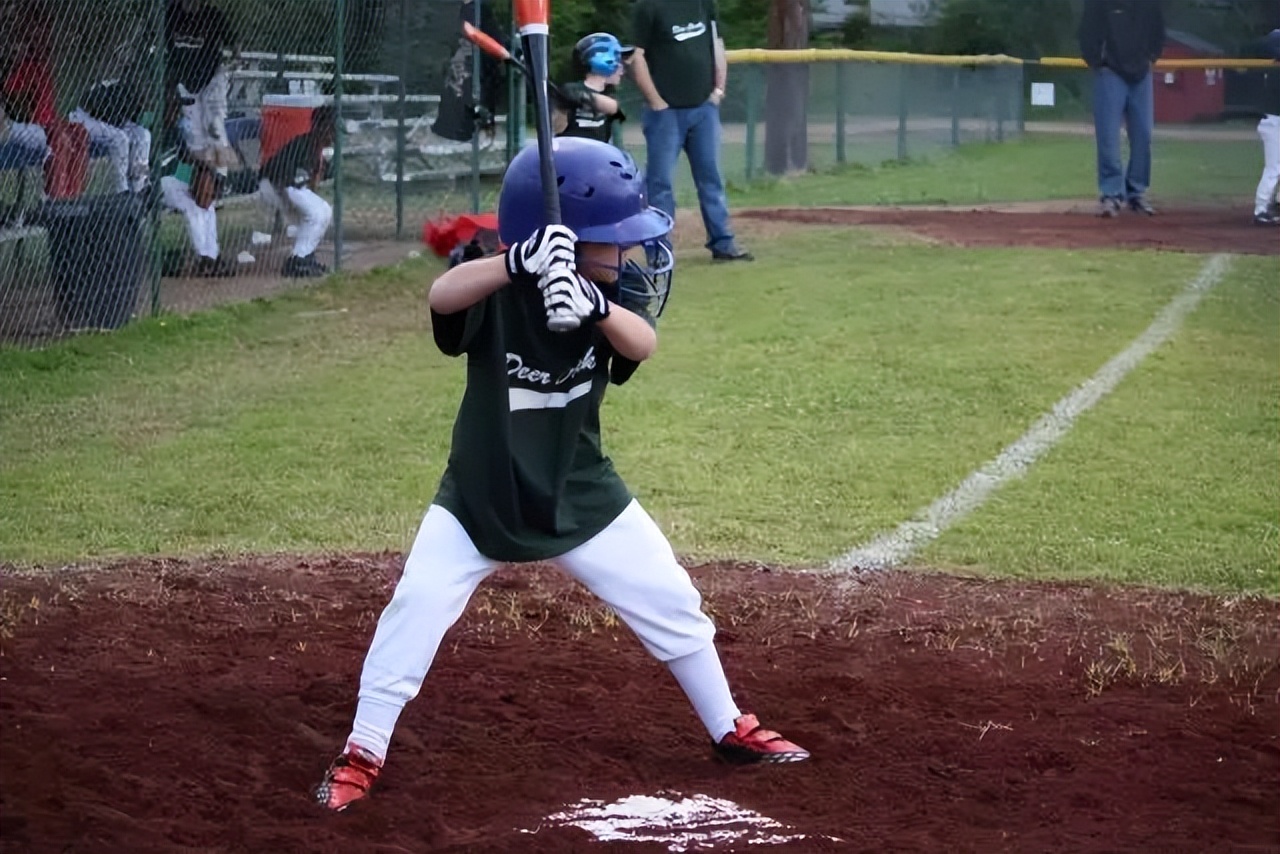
left=738, top=206, right=1280, bottom=255
left=2, top=556, right=1277, bottom=854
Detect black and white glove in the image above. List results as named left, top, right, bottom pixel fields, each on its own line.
left=538, top=267, right=610, bottom=332
left=505, top=225, right=577, bottom=280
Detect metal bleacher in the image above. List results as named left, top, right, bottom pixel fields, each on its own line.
left=225, top=50, right=507, bottom=184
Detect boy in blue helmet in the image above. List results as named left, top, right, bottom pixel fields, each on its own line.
left=553, top=32, right=633, bottom=143
left=314, top=137, right=809, bottom=812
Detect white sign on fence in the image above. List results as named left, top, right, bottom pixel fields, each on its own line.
left=1030, top=82, right=1055, bottom=107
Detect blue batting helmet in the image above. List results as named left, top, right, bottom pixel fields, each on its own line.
left=573, top=32, right=634, bottom=77
left=498, top=137, right=674, bottom=317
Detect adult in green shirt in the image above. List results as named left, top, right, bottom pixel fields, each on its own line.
left=630, top=0, right=753, bottom=261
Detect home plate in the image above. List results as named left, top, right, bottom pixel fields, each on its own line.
left=520, top=791, right=842, bottom=851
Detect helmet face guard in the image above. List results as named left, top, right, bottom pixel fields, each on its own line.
left=615, top=241, right=674, bottom=320
left=498, top=138, right=676, bottom=317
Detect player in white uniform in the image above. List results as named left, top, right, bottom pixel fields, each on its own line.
left=314, top=137, right=809, bottom=812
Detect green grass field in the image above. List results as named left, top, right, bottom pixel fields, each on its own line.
left=2, top=136, right=1276, bottom=594
left=709, top=131, right=1262, bottom=207
left=330, top=130, right=1259, bottom=236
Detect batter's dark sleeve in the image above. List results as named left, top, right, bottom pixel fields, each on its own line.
left=609, top=353, right=642, bottom=386
left=432, top=300, right=487, bottom=357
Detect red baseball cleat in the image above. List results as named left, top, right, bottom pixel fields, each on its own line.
left=314, top=744, right=382, bottom=811
left=713, top=714, right=810, bottom=764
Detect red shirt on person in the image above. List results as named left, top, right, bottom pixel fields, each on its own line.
left=2, top=57, right=57, bottom=127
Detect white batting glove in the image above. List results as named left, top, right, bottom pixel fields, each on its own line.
left=505, top=225, right=577, bottom=280
left=538, top=267, right=610, bottom=332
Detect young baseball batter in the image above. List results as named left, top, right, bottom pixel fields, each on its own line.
left=553, top=32, right=632, bottom=143
left=315, top=137, right=809, bottom=812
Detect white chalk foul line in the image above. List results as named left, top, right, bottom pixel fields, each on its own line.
left=830, top=253, right=1233, bottom=573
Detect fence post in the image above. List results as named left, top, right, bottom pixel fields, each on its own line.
left=507, top=32, right=520, bottom=161
left=835, top=61, right=846, bottom=165
left=896, top=63, right=908, bottom=161
left=950, top=67, right=960, bottom=147
left=395, top=0, right=408, bottom=240
left=333, top=0, right=345, bottom=272
left=148, top=0, right=166, bottom=316
left=507, top=14, right=526, bottom=160
left=1016, top=63, right=1026, bottom=134
left=996, top=65, right=1005, bottom=143
left=744, top=63, right=759, bottom=182
left=469, top=0, right=481, bottom=214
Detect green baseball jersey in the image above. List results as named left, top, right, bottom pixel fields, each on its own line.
left=631, top=0, right=719, bottom=109
left=430, top=275, right=640, bottom=562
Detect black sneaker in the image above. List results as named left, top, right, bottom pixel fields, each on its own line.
left=283, top=253, right=328, bottom=278
left=711, top=246, right=754, bottom=262
left=1127, top=196, right=1155, bottom=215
left=1253, top=211, right=1280, bottom=226
left=196, top=255, right=237, bottom=278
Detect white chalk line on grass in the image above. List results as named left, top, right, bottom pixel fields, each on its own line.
left=830, top=252, right=1233, bottom=573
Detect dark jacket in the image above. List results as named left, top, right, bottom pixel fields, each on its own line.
left=1263, top=67, right=1280, bottom=116
left=166, top=0, right=234, bottom=92
left=1078, top=0, right=1166, bottom=85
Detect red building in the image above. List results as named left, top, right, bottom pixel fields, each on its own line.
left=1154, top=30, right=1227, bottom=124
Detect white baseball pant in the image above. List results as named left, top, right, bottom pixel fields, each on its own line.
left=160, top=175, right=219, bottom=260
left=68, top=108, right=151, bottom=193
left=1255, top=114, right=1279, bottom=217
left=346, top=500, right=737, bottom=760
left=258, top=179, right=332, bottom=257
left=4, top=121, right=50, bottom=160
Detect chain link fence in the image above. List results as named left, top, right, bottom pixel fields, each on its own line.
left=6, top=4, right=1272, bottom=347
left=611, top=53, right=1026, bottom=195
left=0, top=0, right=509, bottom=344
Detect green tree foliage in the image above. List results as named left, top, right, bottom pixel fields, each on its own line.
left=925, top=0, right=1078, bottom=57
left=1164, top=0, right=1280, bottom=53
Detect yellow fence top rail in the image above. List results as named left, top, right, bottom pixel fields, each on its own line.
left=726, top=48, right=1022, bottom=66
left=1036, top=56, right=1274, bottom=69
left=726, top=48, right=1276, bottom=70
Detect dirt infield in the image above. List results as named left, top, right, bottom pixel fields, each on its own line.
left=737, top=205, right=1280, bottom=256
left=1, top=556, right=1276, bottom=854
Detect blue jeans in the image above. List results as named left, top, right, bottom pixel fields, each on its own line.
left=1091, top=67, right=1154, bottom=201
left=641, top=102, right=736, bottom=253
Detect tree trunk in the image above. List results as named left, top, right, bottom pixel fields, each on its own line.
left=764, top=0, right=809, bottom=176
